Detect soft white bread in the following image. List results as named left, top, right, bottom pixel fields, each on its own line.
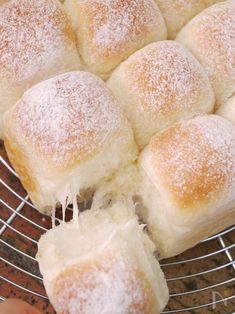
left=176, top=1, right=235, bottom=108
left=138, top=115, right=235, bottom=258
left=107, top=41, right=215, bottom=148
left=92, top=164, right=142, bottom=211
left=64, top=0, right=167, bottom=79
left=3, top=71, right=137, bottom=214
left=217, top=95, right=235, bottom=125
left=155, top=0, right=223, bottom=39
left=37, top=204, right=169, bottom=314
left=0, top=0, right=81, bottom=138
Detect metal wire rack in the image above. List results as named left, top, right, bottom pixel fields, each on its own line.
left=1, top=142, right=235, bottom=313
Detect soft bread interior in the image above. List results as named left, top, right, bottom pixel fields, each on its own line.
left=4, top=121, right=137, bottom=214
left=37, top=203, right=169, bottom=314
left=92, top=163, right=142, bottom=210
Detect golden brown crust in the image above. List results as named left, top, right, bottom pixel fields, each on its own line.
left=0, top=0, right=77, bottom=84
left=10, top=72, right=124, bottom=171
left=78, top=0, right=152, bottom=58
left=186, top=2, right=234, bottom=78
left=148, top=116, right=235, bottom=211
left=53, top=254, right=155, bottom=314
left=71, top=0, right=166, bottom=76
left=126, top=41, right=212, bottom=117
left=4, top=133, right=37, bottom=194
left=176, top=1, right=235, bottom=106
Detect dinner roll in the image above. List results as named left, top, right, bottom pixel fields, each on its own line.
left=138, top=115, right=235, bottom=258
left=0, top=0, right=80, bottom=138
left=217, top=96, right=235, bottom=125
left=37, top=203, right=169, bottom=314
left=155, top=0, right=223, bottom=39
left=64, top=0, right=167, bottom=79
left=176, top=1, right=235, bottom=108
left=3, top=71, right=137, bottom=214
left=107, top=41, right=214, bottom=148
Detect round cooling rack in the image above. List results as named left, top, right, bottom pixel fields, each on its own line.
left=0, top=141, right=235, bottom=314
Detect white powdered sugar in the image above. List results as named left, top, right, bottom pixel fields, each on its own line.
left=151, top=115, right=235, bottom=206
left=0, top=0, right=77, bottom=84
left=14, top=71, right=123, bottom=167
left=79, top=0, right=163, bottom=57
left=54, top=254, right=151, bottom=314
left=187, top=1, right=235, bottom=78
left=127, top=41, right=210, bottom=116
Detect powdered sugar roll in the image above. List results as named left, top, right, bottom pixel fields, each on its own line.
left=0, top=0, right=78, bottom=84
left=150, top=115, right=235, bottom=209
left=13, top=71, right=124, bottom=167
left=53, top=253, right=154, bottom=314
left=127, top=41, right=212, bottom=116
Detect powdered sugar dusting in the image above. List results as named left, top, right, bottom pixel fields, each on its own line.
left=150, top=115, right=235, bottom=208
left=0, top=0, right=77, bottom=84
left=14, top=71, right=123, bottom=167
left=180, top=1, right=235, bottom=79
left=127, top=41, right=211, bottom=116
left=78, top=0, right=165, bottom=59
left=53, top=253, right=153, bottom=314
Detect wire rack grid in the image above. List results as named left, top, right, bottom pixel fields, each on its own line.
left=0, top=142, right=235, bottom=314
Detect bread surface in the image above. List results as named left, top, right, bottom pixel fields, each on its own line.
left=65, top=0, right=167, bottom=78
left=217, top=95, right=235, bottom=125
left=108, top=41, right=215, bottom=148
left=176, top=1, right=235, bottom=108
left=139, top=115, right=235, bottom=258
left=4, top=71, right=137, bottom=213
left=155, top=0, right=223, bottom=39
left=0, top=0, right=81, bottom=138
left=37, top=204, right=169, bottom=314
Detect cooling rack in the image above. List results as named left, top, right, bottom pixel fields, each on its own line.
left=0, top=141, right=235, bottom=313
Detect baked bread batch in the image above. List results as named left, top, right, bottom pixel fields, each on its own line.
left=1, top=0, right=235, bottom=313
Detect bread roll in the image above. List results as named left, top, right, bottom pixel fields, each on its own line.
left=64, top=0, right=167, bottom=79
left=107, top=41, right=214, bottom=148
left=155, top=0, right=223, bottom=39
left=217, top=96, right=235, bottom=125
left=0, top=1, right=8, bottom=4
left=0, top=0, right=81, bottom=138
left=3, top=71, right=137, bottom=214
left=37, top=204, right=169, bottom=314
left=138, top=115, right=235, bottom=258
left=176, top=1, right=235, bottom=108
